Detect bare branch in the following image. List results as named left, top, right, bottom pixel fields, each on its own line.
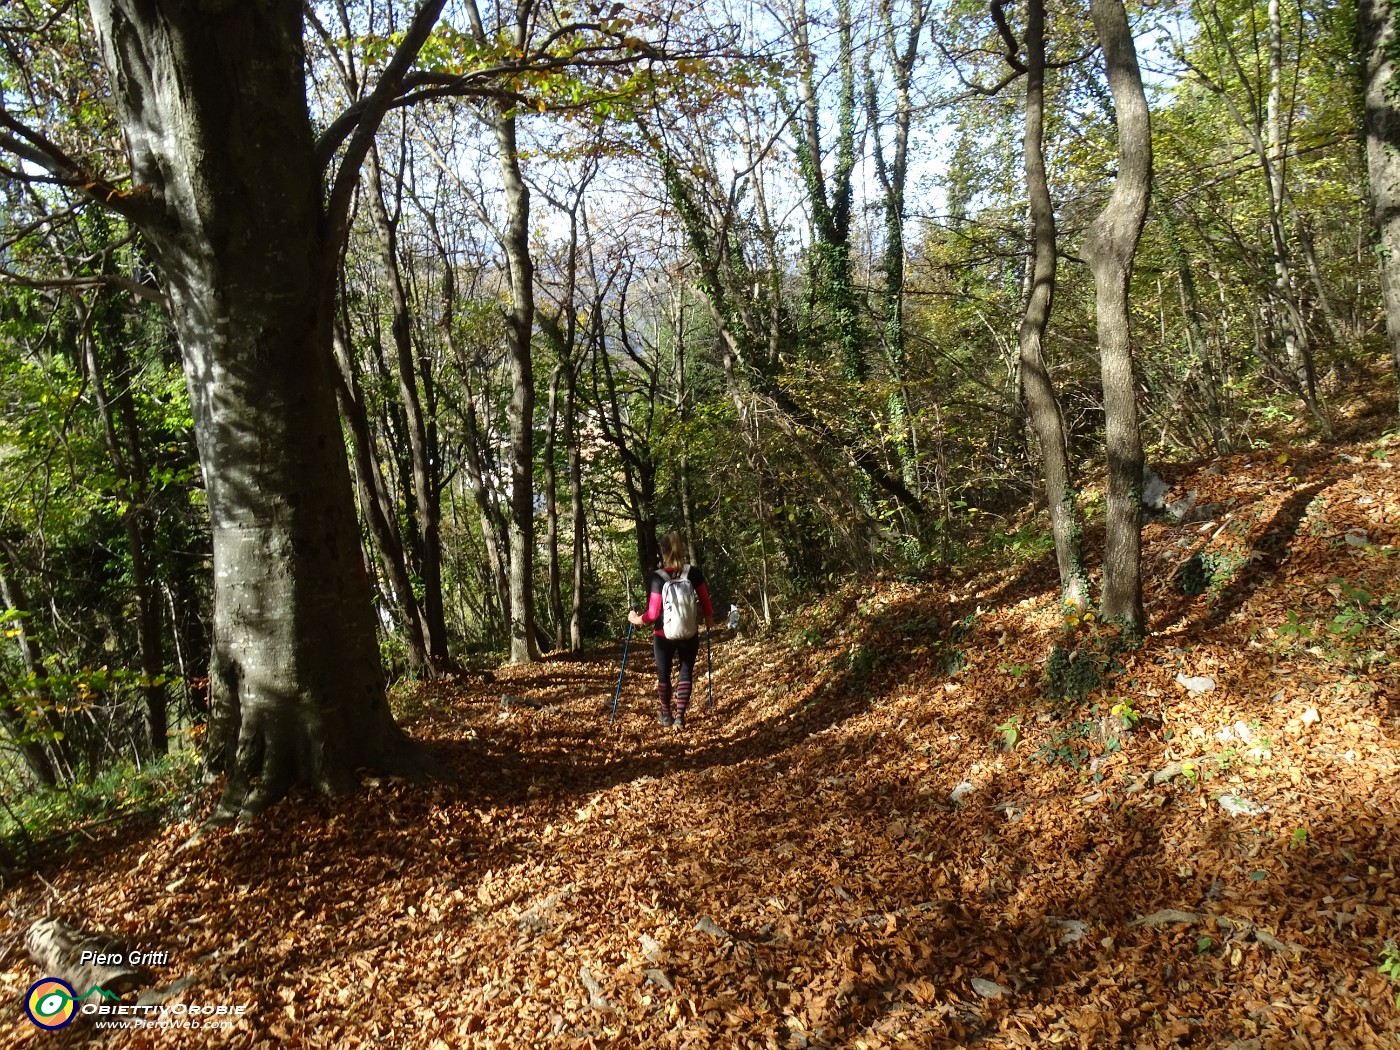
left=990, top=0, right=1027, bottom=73
left=929, top=36, right=1023, bottom=98
left=0, top=109, right=154, bottom=224
left=0, top=265, right=168, bottom=307
left=321, top=0, right=450, bottom=272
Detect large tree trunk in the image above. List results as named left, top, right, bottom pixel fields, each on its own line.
left=1361, top=0, right=1400, bottom=418
left=89, top=0, right=428, bottom=819
left=1016, top=0, right=1089, bottom=613
left=1083, top=0, right=1152, bottom=634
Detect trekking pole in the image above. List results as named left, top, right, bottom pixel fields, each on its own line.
left=608, top=615, right=635, bottom=725
left=705, top=625, right=714, bottom=712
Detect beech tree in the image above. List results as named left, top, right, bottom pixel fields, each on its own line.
left=1083, top=0, right=1152, bottom=633
left=0, top=0, right=460, bottom=817
left=89, top=0, right=452, bottom=816
left=461, top=0, right=542, bottom=664
left=1361, top=0, right=1400, bottom=417
left=1003, top=0, right=1090, bottom=612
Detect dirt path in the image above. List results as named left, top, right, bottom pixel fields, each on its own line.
left=2, top=439, right=1398, bottom=1048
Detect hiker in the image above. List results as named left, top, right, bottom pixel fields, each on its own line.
left=627, top=531, right=714, bottom=728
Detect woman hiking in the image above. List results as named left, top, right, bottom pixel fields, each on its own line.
left=628, top=531, right=714, bottom=728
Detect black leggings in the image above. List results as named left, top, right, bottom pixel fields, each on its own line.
left=653, top=634, right=700, bottom=716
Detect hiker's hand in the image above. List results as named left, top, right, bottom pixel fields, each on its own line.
left=627, top=609, right=644, bottom=626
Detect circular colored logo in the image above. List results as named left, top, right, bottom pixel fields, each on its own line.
left=25, top=978, right=77, bottom=1030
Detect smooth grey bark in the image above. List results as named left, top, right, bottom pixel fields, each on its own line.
left=1014, top=0, right=1090, bottom=612
left=460, top=0, right=538, bottom=663
left=543, top=363, right=565, bottom=651
left=496, top=105, right=540, bottom=665
left=1083, top=0, right=1152, bottom=633
left=87, top=0, right=438, bottom=818
left=567, top=356, right=585, bottom=650
left=1361, top=0, right=1400, bottom=418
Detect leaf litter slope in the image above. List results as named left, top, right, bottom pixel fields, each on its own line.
left=1, top=440, right=1398, bottom=1048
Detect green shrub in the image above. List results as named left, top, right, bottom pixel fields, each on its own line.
left=0, top=749, right=200, bottom=870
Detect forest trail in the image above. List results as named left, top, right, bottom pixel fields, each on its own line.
left=3, top=435, right=1400, bottom=1048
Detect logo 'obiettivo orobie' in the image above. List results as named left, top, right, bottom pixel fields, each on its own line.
left=25, top=978, right=79, bottom=1030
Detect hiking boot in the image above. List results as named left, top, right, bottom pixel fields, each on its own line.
left=673, top=713, right=686, bottom=730
left=658, top=713, right=674, bottom=727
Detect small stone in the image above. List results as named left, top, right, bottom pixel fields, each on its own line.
left=1047, top=917, right=1090, bottom=943
left=1142, top=468, right=1170, bottom=510
left=693, top=915, right=730, bottom=939
left=1218, top=794, right=1267, bottom=816
left=1175, top=672, right=1216, bottom=694
left=640, top=933, right=662, bottom=962
left=1129, top=909, right=1198, bottom=927
left=971, top=977, right=1011, bottom=998
left=643, top=968, right=674, bottom=991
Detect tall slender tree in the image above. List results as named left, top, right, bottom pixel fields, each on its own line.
left=364, top=145, right=451, bottom=670
left=1005, top=0, right=1090, bottom=612
left=1083, top=0, right=1153, bottom=633
left=461, top=0, right=541, bottom=664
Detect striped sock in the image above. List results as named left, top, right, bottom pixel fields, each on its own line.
left=657, top=682, right=673, bottom=720
left=674, top=678, right=692, bottom=718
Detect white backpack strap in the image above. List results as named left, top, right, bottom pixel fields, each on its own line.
left=680, top=564, right=691, bottom=580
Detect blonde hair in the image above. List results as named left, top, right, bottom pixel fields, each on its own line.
left=659, top=531, right=689, bottom=567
